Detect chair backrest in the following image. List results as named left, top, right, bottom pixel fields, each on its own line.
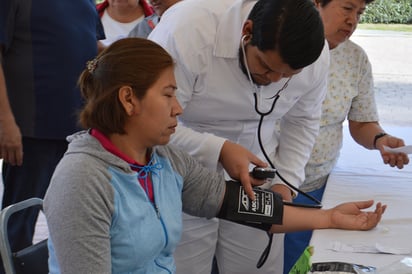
left=0, top=198, right=48, bottom=274
left=13, top=239, right=48, bottom=274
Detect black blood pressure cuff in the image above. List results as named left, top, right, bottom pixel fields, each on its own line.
left=217, top=180, right=284, bottom=231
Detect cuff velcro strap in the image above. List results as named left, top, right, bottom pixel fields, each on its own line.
left=217, top=180, right=284, bottom=231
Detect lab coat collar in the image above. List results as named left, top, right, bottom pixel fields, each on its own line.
left=213, top=0, right=257, bottom=59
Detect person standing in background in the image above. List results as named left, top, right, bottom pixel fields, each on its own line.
left=0, top=0, right=104, bottom=273
left=148, top=0, right=330, bottom=273
left=97, top=0, right=154, bottom=45
left=128, top=0, right=183, bottom=38
left=283, top=0, right=410, bottom=272
left=148, top=0, right=182, bottom=17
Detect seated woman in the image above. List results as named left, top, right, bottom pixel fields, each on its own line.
left=44, top=38, right=386, bottom=274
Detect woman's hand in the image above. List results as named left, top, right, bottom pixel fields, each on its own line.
left=376, top=134, right=409, bottom=169
left=270, top=200, right=386, bottom=233
left=329, top=200, right=387, bottom=230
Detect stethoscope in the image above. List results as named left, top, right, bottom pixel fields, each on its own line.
left=241, top=34, right=322, bottom=208
left=241, top=34, right=322, bottom=268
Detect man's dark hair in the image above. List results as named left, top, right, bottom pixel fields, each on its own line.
left=316, top=0, right=374, bottom=7
left=248, top=0, right=325, bottom=69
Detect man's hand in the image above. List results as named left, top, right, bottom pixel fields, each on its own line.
left=219, top=140, right=267, bottom=200
left=0, top=117, right=23, bottom=166
left=271, top=184, right=293, bottom=202
left=0, top=62, right=23, bottom=166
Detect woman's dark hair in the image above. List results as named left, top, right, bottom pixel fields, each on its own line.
left=248, top=0, right=325, bottom=69
left=78, top=38, right=174, bottom=135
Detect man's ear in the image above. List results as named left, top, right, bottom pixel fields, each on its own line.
left=118, top=86, right=138, bottom=116
left=313, top=0, right=321, bottom=8
left=241, top=20, right=253, bottom=42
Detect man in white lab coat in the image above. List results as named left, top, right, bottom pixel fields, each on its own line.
left=149, top=0, right=329, bottom=273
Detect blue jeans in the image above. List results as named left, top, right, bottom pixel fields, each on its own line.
left=283, top=184, right=326, bottom=274
left=0, top=137, right=67, bottom=273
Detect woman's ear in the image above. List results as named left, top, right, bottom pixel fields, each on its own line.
left=118, top=86, right=138, bottom=116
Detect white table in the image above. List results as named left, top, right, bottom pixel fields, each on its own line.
left=310, top=125, right=412, bottom=270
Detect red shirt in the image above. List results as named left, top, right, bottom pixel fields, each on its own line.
left=96, top=0, right=154, bottom=18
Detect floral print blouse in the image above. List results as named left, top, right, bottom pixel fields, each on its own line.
left=302, top=39, right=379, bottom=192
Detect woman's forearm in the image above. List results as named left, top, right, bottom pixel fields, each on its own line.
left=269, top=205, right=331, bottom=233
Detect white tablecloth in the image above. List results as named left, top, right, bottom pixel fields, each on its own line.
left=310, top=125, right=412, bottom=269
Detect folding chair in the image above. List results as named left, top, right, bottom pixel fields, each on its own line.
left=0, top=198, right=49, bottom=274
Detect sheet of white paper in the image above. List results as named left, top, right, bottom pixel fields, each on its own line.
left=330, top=241, right=411, bottom=255
left=375, top=243, right=412, bottom=255
left=383, top=145, right=412, bottom=154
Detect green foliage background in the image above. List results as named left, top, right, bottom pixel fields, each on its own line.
left=361, top=0, right=412, bottom=24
